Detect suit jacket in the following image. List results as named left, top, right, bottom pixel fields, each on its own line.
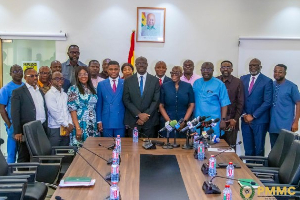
left=123, top=73, right=160, bottom=128
left=96, top=78, right=125, bottom=129
left=62, top=78, right=71, bottom=93
left=163, top=76, right=172, bottom=83
left=240, top=73, right=273, bottom=124
left=11, top=84, right=48, bottom=134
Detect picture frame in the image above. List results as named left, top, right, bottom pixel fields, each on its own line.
left=136, top=7, right=166, bottom=43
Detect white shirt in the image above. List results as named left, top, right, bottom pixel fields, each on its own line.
left=109, top=77, right=119, bottom=88
left=26, top=83, right=46, bottom=123
left=248, top=73, right=260, bottom=88
left=45, top=86, right=72, bottom=128
left=137, top=72, right=147, bottom=92
left=155, top=75, right=165, bottom=83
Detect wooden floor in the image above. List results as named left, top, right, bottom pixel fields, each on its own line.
left=51, top=137, right=267, bottom=200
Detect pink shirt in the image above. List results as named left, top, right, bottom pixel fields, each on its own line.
left=180, top=74, right=201, bottom=86
left=92, top=76, right=104, bottom=88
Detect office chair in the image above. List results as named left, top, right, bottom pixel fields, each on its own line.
left=240, top=129, right=297, bottom=169
left=23, top=120, right=76, bottom=184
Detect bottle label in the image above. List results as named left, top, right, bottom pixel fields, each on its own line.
left=111, top=165, right=119, bottom=174
left=110, top=188, right=119, bottom=198
left=112, top=151, right=119, bottom=158
left=228, top=169, right=233, bottom=176
left=210, top=160, right=214, bottom=168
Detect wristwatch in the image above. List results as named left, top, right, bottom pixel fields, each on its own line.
left=222, top=118, right=226, bottom=121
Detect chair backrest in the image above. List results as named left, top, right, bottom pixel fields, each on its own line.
left=278, top=140, right=300, bottom=184
left=0, top=150, right=8, bottom=176
left=23, top=120, right=52, bottom=156
left=268, top=129, right=297, bottom=167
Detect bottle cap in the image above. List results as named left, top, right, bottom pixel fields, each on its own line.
left=117, top=135, right=120, bottom=137
left=229, top=162, right=233, bottom=165
left=200, top=141, right=203, bottom=144
left=211, top=155, right=214, bottom=157
left=225, top=185, right=230, bottom=188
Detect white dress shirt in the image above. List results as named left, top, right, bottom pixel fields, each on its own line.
left=248, top=73, right=260, bottom=88
left=26, top=83, right=46, bottom=123
left=137, top=72, right=147, bottom=92
left=109, top=77, right=119, bottom=88
left=45, top=86, right=72, bottom=128
left=155, top=75, right=165, bottom=83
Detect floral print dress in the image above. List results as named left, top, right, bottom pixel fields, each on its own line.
left=67, top=85, right=99, bottom=146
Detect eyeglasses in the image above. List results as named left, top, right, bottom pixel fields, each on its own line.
left=69, top=51, right=80, bottom=55
left=221, top=66, right=231, bottom=70
left=201, top=68, right=213, bottom=72
left=26, top=74, right=38, bottom=78
left=12, top=70, right=23, bottom=74
left=52, top=77, right=65, bottom=82
left=78, top=73, right=88, bottom=78
left=170, top=72, right=180, bottom=76
left=39, top=72, right=51, bottom=75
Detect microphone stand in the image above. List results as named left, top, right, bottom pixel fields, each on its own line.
left=182, top=128, right=193, bottom=149
left=162, top=130, right=173, bottom=149
left=172, top=129, right=180, bottom=148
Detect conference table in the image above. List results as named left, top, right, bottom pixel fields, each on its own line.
left=51, top=138, right=266, bottom=200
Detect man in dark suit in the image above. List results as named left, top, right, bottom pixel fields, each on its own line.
left=240, top=58, right=272, bottom=156
left=123, top=56, right=160, bottom=138
left=11, top=68, right=48, bottom=163
left=154, top=61, right=172, bottom=86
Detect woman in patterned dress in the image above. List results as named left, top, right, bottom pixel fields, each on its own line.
left=67, top=66, right=98, bottom=146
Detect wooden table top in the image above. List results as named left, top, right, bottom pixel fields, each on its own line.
left=51, top=137, right=265, bottom=200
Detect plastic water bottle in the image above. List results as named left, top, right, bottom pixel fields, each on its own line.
left=208, top=155, right=217, bottom=177
left=112, top=147, right=119, bottom=165
left=133, top=127, right=139, bottom=143
left=116, top=135, right=121, bottom=154
left=197, top=141, right=205, bottom=161
left=223, top=185, right=232, bottom=200
left=193, top=132, right=199, bottom=149
left=111, top=163, right=119, bottom=183
left=110, top=182, right=119, bottom=200
left=226, top=162, right=234, bottom=185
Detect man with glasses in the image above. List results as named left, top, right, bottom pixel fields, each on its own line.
left=62, top=45, right=87, bottom=85
left=0, top=65, right=24, bottom=163
left=123, top=56, right=160, bottom=138
left=11, top=68, right=48, bottom=163
left=38, top=66, right=51, bottom=94
left=45, top=72, right=73, bottom=146
left=180, top=59, right=200, bottom=86
left=216, top=61, right=244, bottom=148
left=193, top=62, right=230, bottom=138
left=240, top=58, right=272, bottom=156
left=50, top=60, right=71, bottom=92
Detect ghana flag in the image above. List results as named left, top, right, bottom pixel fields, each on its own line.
left=141, top=12, right=146, bottom=27
left=128, top=30, right=135, bottom=67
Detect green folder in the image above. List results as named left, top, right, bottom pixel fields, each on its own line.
left=64, top=177, right=92, bottom=183
left=238, top=179, right=259, bottom=189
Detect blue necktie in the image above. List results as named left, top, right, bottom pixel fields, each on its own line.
left=140, top=76, right=143, bottom=96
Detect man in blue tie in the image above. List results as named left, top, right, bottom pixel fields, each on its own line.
left=240, top=58, right=273, bottom=156
left=96, top=61, right=125, bottom=137
left=123, top=57, right=160, bottom=138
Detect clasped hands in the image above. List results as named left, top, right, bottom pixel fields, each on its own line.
left=136, top=113, right=150, bottom=125
left=243, top=114, right=254, bottom=124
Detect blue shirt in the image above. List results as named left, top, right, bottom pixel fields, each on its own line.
left=0, top=81, right=24, bottom=121
left=160, top=81, right=195, bottom=122
left=193, top=77, right=231, bottom=136
left=269, top=79, right=300, bottom=133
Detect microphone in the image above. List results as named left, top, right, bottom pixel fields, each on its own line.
left=201, top=141, right=242, bottom=174
left=78, top=144, right=112, bottom=165
left=202, top=175, right=257, bottom=194
left=158, top=120, right=177, bottom=133
left=195, top=128, right=214, bottom=141
left=195, top=118, right=220, bottom=129
left=98, top=131, right=116, bottom=150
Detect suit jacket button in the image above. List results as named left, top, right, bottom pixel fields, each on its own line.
left=33, top=109, right=36, bottom=111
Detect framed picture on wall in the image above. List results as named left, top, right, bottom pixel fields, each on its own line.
left=136, top=7, right=166, bottom=43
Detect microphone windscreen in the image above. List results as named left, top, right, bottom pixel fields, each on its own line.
left=214, top=118, right=220, bottom=123
left=169, top=120, right=177, bottom=127
left=207, top=129, right=214, bottom=135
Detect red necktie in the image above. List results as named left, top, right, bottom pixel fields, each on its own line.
left=159, top=78, right=162, bottom=86
left=248, top=77, right=255, bottom=93
left=112, top=80, right=116, bottom=93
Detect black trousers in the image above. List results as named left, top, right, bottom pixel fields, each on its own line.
left=128, top=126, right=156, bottom=138
left=220, top=128, right=238, bottom=150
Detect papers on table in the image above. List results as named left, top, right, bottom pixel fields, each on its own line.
left=207, top=148, right=235, bottom=153
left=59, top=179, right=96, bottom=187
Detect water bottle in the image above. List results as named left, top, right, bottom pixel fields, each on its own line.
left=197, top=141, right=205, bottom=161
left=111, top=163, right=119, bottom=183
left=112, top=147, right=119, bottom=165
left=226, top=162, right=234, bottom=185
left=116, top=135, right=121, bottom=154
left=223, top=185, right=232, bottom=200
left=193, top=132, right=199, bottom=149
left=208, top=155, right=217, bottom=177
left=133, top=127, right=139, bottom=143
left=110, top=183, right=120, bottom=200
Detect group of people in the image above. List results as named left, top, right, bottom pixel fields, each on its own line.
left=0, top=44, right=299, bottom=165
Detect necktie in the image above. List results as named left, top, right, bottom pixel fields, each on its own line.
left=112, top=80, right=116, bottom=93
left=248, top=77, right=255, bottom=93
left=159, top=78, right=162, bottom=86
left=140, top=76, right=143, bottom=95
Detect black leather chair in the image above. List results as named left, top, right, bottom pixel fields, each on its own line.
left=0, top=178, right=27, bottom=200
left=240, top=129, right=297, bottom=169
left=0, top=149, right=48, bottom=200
left=251, top=140, right=300, bottom=199
left=23, top=120, right=76, bottom=184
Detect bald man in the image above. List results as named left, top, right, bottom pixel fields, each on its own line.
left=154, top=61, right=171, bottom=86
left=141, top=13, right=160, bottom=36
left=50, top=60, right=71, bottom=92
